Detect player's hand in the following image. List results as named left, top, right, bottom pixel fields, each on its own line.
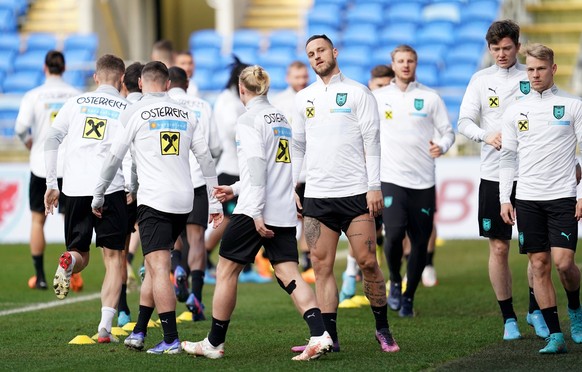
left=126, top=192, right=136, bottom=205
left=44, top=188, right=60, bottom=216
left=25, top=138, right=32, bottom=150
left=429, top=140, right=443, bottom=158
left=294, top=191, right=303, bottom=211
left=484, top=131, right=502, bottom=151
left=209, top=212, right=224, bottom=229
left=213, top=185, right=234, bottom=203
left=92, top=207, right=103, bottom=219
left=575, top=199, right=582, bottom=221
left=254, top=217, right=274, bottom=238
left=91, top=194, right=105, bottom=218
left=366, top=190, right=383, bottom=218
left=576, top=163, right=581, bottom=185
left=500, top=202, right=515, bottom=225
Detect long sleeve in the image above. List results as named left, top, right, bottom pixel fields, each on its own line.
left=359, top=90, right=381, bottom=191
left=499, top=109, right=518, bottom=204
left=238, top=119, right=267, bottom=219
left=291, top=93, right=306, bottom=186
left=44, top=127, right=66, bottom=189
left=190, top=122, right=221, bottom=214
left=433, top=96, right=456, bottom=153
left=457, top=78, right=486, bottom=142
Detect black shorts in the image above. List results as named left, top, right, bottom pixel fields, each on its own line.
left=127, top=196, right=137, bottom=234
left=137, top=204, right=188, bottom=256
left=29, top=173, right=66, bottom=214
left=218, top=173, right=239, bottom=216
left=186, top=185, right=209, bottom=228
left=302, top=193, right=369, bottom=233
left=516, top=198, right=577, bottom=254
left=295, top=182, right=306, bottom=210
left=479, top=179, right=516, bottom=240
left=381, top=183, right=435, bottom=241
left=64, top=190, right=127, bottom=252
left=219, top=214, right=297, bottom=265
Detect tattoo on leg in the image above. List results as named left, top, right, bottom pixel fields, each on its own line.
left=352, top=218, right=374, bottom=224
left=366, top=237, right=374, bottom=253
left=304, top=218, right=321, bottom=251
left=347, top=233, right=363, bottom=238
left=363, top=279, right=387, bottom=306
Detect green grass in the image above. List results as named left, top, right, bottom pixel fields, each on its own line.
left=1, top=240, right=581, bottom=371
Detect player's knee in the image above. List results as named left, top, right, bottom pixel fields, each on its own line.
left=276, top=276, right=297, bottom=295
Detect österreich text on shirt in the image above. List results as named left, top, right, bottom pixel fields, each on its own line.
left=141, top=106, right=189, bottom=120
left=77, top=96, right=127, bottom=110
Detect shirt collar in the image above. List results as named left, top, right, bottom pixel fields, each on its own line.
left=95, top=84, right=121, bottom=97
left=245, top=95, right=268, bottom=109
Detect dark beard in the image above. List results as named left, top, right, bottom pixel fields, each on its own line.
left=315, top=60, right=337, bottom=78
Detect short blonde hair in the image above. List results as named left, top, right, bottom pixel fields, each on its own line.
left=391, top=45, right=417, bottom=62
left=239, top=65, right=270, bottom=96
left=523, top=43, right=554, bottom=65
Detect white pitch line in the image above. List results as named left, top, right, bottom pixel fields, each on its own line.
left=0, top=292, right=101, bottom=317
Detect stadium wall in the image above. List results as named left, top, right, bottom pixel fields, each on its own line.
left=1, top=157, right=489, bottom=243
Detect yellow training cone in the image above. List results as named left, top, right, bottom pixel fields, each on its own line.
left=351, top=295, right=370, bottom=306
left=111, top=327, right=128, bottom=336
left=69, top=335, right=96, bottom=345
left=122, top=322, right=136, bottom=332
left=177, top=311, right=193, bottom=322
left=148, top=319, right=159, bottom=328
left=338, top=298, right=360, bottom=309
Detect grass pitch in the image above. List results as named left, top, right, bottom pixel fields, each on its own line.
left=1, top=240, right=581, bottom=371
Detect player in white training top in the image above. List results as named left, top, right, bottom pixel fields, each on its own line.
left=374, top=44, right=455, bottom=318
left=500, top=43, right=582, bottom=354
left=14, top=50, right=81, bottom=290
left=291, top=34, right=399, bottom=353
left=168, top=66, right=222, bottom=319
left=182, top=65, right=333, bottom=361
left=44, top=54, right=129, bottom=344
left=457, top=20, right=547, bottom=341
left=92, top=61, right=222, bottom=354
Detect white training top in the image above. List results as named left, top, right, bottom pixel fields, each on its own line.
left=271, top=86, right=306, bottom=183
left=214, top=87, right=245, bottom=176
left=168, top=87, right=221, bottom=188
left=121, top=92, right=143, bottom=191
left=233, top=95, right=296, bottom=226
left=15, top=76, right=81, bottom=178
left=500, top=85, right=582, bottom=202
left=373, top=80, right=455, bottom=189
left=46, top=85, right=128, bottom=196
left=458, top=63, right=530, bottom=181
left=292, top=72, right=381, bottom=198
left=187, top=80, right=199, bottom=97
left=107, top=92, right=220, bottom=214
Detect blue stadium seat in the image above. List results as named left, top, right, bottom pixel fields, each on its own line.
left=231, top=46, right=259, bottom=65
left=265, top=66, right=287, bottom=90
left=0, top=0, right=27, bottom=16
left=193, top=67, right=215, bottom=91
left=63, top=70, right=85, bottom=89
left=341, top=24, right=379, bottom=48
left=415, top=44, right=446, bottom=68
left=64, top=33, right=98, bottom=56
left=416, top=22, right=455, bottom=46
left=2, top=70, right=43, bottom=93
left=189, top=29, right=223, bottom=51
left=339, top=45, right=372, bottom=68
left=339, top=64, right=368, bottom=85
left=371, top=46, right=396, bottom=67
left=444, top=42, right=486, bottom=67
left=306, top=26, right=339, bottom=45
left=0, top=49, right=16, bottom=72
left=416, top=63, right=439, bottom=87
left=259, top=49, right=295, bottom=69
left=0, top=69, right=5, bottom=91
left=314, top=0, right=349, bottom=7
left=211, top=69, right=230, bottom=90
left=0, top=8, right=16, bottom=32
left=307, top=5, right=343, bottom=30
left=25, top=33, right=57, bottom=52
left=379, top=23, right=417, bottom=45
left=439, top=62, right=477, bottom=88
left=233, top=29, right=263, bottom=49
left=345, top=3, right=384, bottom=27
left=192, top=47, right=221, bottom=70
left=455, top=21, right=491, bottom=43
left=461, top=0, right=500, bottom=23
left=0, top=107, right=18, bottom=137
left=0, top=32, right=20, bottom=52
left=13, top=50, right=46, bottom=72
left=422, top=2, right=461, bottom=24
left=385, top=3, right=423, bottom=25
left=268, top=29, right=299, bottom=50
left=64, top=49, right=92, bottom=69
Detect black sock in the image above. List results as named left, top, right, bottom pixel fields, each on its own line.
left=498, top=298, right=517, bottom=322
left=208, top=317, right=230, bottom=346
left=191, top=270, right=204, bottom=302
left=171, top=250, right=182, bottom=272
left=529, top=287, right=540, bottom=313
left=426, top=251, right=434, bottom=266
left=541, top=306, right=561, bottom=334
left=118, top=284, right=130, bottom=313
left=159, top=311, right=178, bottom=344
left=565, top=287, right=581, bottom=310
left=127, top=252, right=134, bottom=265
left=322, top=313, right=338, bottom=343
left=243, top=263, right=252, bottom=273
left=32, top=254, right=44, bottom=280
left=303, top=308, right=325, bottom=337
left=134, top=305, right=154, bottom=335
left=206, top=256, right=214, bottom=270
left=371, top=304, right=389, bottom=330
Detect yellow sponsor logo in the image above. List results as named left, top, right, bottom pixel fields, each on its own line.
left=276, top=138, right=290, bottom=163
left=83, top=117, right=107, bottom=140
left=160, top=131, right=180, bottom=155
